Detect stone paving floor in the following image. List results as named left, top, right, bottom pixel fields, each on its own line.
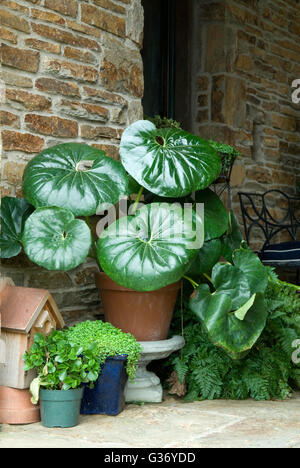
left=1, top=392, right=300, bottom=449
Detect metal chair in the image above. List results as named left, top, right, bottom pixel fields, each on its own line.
left=238, top=190, right=300, bottom=283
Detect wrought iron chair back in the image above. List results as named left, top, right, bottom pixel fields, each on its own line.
left=239, top=190, right=300, bottom=251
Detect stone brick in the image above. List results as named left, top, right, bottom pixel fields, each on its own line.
left=1, top=0, right=29, bottom=13
left=59, top=99, right=109, bottom=123
left=246, top=167, right=273, bottom=185
left=205, top=24, right=226, bottom=73
left=31, top=8, right=65, bottom=25
left=6, top=89, right=52, bottom=111
left=24, top=38, right=61, bottom=54
left=91, top=143, right=119, bottom=160
left=81, top=4, right=126, bottom=38
left=197, top=75, right=209, bottom=91
left=1, top=44, right=40, bottom=72
left=100, top=58, right=143, bottom=98
left=2, top=130, right=44, bottom=153
left=35, top=77, right=80, bottom=98
left=0, top=110, right=20, bottom=128
left=44, top=0, right=78, bottom=18
left=27, top=271, right=73, bottom=289
left=63, top=46, right=98, bottom=65
left=31, top=23, right=101, bottom=51
left=81, top=124, right=123, bottom=140
left=236, top=54, right=254, bottom=71
left=0, top=9, right=30, bottom=33
left=93, top=0, right=126, bottom=14
left=230, top=163, right=246, bottom=187
left=0, top=26, right=18, bottom=44
left=272, top=114, right=297, bottom=132
left=3, top=161, right=26, bottom=185
left=2, top=71, right=33, bottom=88
left=66, top=19, right=102, bottom=39
left=25, top=114, right=78, bottom=138
left=42, top=57, right=98, bottom=83
left=82, top=86, right=128, bottom=106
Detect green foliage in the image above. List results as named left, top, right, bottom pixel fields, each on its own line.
left=65, top=320, right=142, bottom=381
left=165, top=275, right=300, bottom=401
left=189, top=247, right=269, bottom=359
left=145, top=115, right=182, bottom=130
left=23, top=330, right=100, bottom=403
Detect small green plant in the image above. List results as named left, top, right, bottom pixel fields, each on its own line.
left=23, top=330, right=100, bottom=404
left=65, top=320, right=142, bottom=380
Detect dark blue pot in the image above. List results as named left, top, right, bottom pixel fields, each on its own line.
left=80, top=354, right=128, bottom=416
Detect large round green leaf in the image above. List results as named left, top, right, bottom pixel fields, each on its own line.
left=190, top=285, right=267, bottom=359
left=22, top=143, right=129, bottom=217
left=22, top=207, right=92, bottom=271
left=195, top=188, right=228, bottom=241
left=119, top=120, right=221, bottom=198
left=0, top=197, right=33, bottom=258
left=97, top=203, right=202, bottom=291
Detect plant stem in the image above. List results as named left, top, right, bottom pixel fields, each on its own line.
left=131, top=186, right=144, bottom=215
left=203, top=273, right=213, bottom=285
left=85, top=216, right=98, bottom=260
left=183, top=275, right=199, bottom=289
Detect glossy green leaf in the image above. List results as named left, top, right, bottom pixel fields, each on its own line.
left=187, top=239, right=222, bottom=276
left=0, top=197, right=33, bottom=258
left=194, top=189, right=228, bottom=241
left=22, top=207, right=92, bottom=271
left=211, top=246, right=269, bottom=309
left=97, top=203, right=202, bottom=291
left=234, top=294, right=256, bottom=321
left=22, top=143, right=128, bottom=217
left=190, top=285, right=267, bottom=359
left=119, top=120, right=221, bottom=198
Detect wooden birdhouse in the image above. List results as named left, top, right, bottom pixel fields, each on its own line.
left=0, top=284, right=64, bottom=389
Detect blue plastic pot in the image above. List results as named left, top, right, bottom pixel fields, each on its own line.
left=80, top=354, right=128, bottom=416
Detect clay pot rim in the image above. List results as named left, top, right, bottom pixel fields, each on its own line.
left=95, top=271, right=182, bottom=293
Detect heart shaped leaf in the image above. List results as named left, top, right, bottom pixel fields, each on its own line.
left=22, top=143, right=129, bottom=217
left=22, top=207, right=92, bottom=271
left=211, top=246, right=269, bottom=309
left=119, top=120, right=221, bottom=198
left=190, top=284, right=267, bottom=359
left=0, top=197, right=33, bottom=258
left=97, top=203, right=203, bottom=291
left=194, top=189, right=228, bottom=241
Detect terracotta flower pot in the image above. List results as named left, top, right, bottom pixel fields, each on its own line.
left=0, top=386, right=40, bottom=425
left=95, top=272, right=182, bottom=341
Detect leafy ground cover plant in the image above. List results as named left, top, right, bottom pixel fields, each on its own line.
left=65, top=320, right=142, bottom=380
left=163, top=272, right=300, bottom=401
left=23, top=330, right=100, bottom=404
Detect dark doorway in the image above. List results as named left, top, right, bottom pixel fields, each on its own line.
left=141, top=0, right=191, bottom=128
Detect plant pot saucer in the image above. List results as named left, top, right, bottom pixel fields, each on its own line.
left=124, top=336, right=185, bottom=404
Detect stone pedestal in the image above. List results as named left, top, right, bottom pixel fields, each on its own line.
left=125, top=335, right=185, bottom=403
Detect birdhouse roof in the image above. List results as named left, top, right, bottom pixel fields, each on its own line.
left=0, top=285, right=64, bottom=333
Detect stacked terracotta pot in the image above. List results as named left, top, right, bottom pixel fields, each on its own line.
left=0, top=278, right=64, bottom=425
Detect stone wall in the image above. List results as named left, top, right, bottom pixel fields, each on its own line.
left=0, top=0, right=144, bottom=324
left=193, top=0, right=300, bottom=249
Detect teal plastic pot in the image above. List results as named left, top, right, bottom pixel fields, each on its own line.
left=40, top=388, right=84, bottom=428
